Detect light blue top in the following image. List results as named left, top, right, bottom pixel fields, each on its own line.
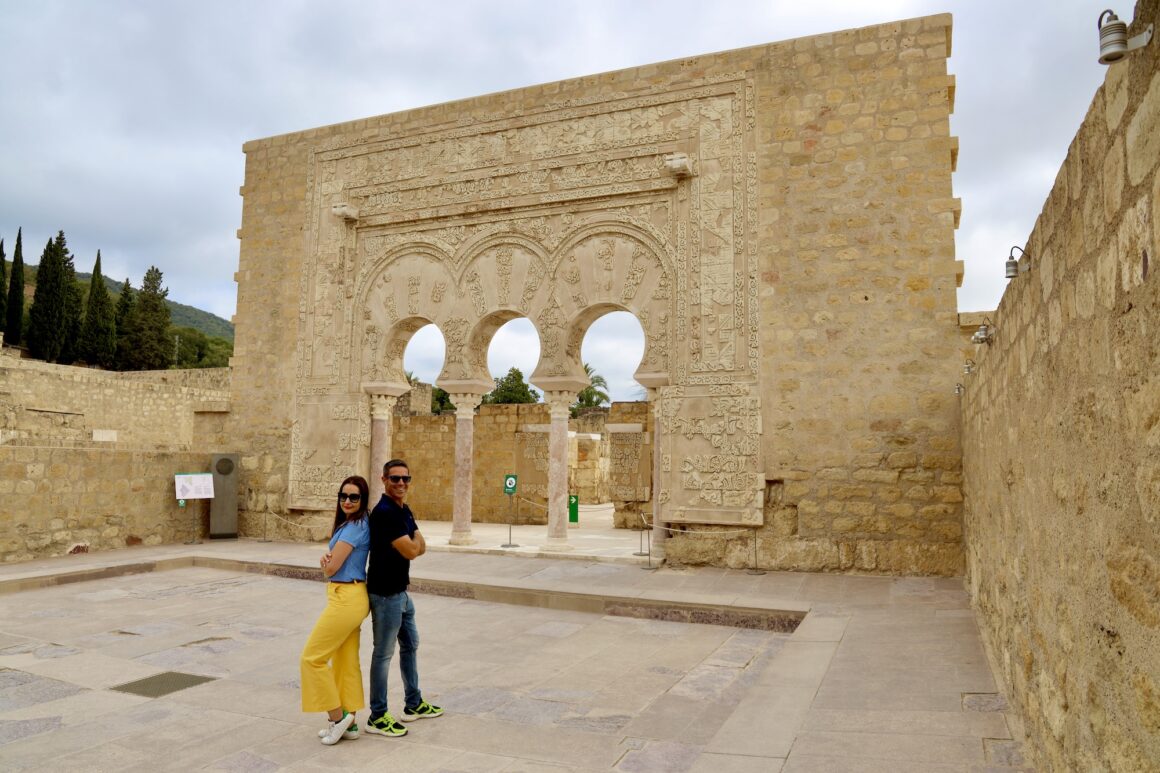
left=327, top=518, right=370, bottom=583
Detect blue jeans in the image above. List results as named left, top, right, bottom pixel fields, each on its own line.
left=369, top=590, right=421, bottom=718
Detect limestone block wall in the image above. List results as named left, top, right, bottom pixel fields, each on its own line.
left=961, top=2, right=1160, bottom=768
left=387, top=402, right=636, bottom=527
left=230, top=127, right=313, bottom=538
left=665, top=13, right=964, bottom=574
left=0, top=357, right=230, bottom=447
left=0, top=444, right=214, bottom=562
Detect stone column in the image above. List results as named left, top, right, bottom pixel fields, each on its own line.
left=649, top=389, right=667, bottom=558
left=449, top=392, right=483, bottom=546
left=542, top=390, right=574, bottom=551
left=368, top=394, right=398, bottom=500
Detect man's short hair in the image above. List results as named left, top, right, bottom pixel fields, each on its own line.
left=383, top=458, right=409, bottom=475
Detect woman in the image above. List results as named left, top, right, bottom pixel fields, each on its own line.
left=300, top=475, right=372, bottom=745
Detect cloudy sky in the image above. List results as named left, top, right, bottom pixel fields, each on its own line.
left=0, top=1, right=1116, bottom=400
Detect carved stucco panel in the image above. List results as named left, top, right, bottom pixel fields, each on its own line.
left=289, top=398, right=360, bottom=510
left=659, top=383, right=763, bottom=525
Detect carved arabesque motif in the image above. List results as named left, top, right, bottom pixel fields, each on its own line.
left=292, top=71, right=760, bottom=521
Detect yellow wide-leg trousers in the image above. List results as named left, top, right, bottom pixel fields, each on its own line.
left=300, top=582, right=369, bottom=713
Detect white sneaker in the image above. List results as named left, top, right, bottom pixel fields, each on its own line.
left=318, top=716, right=358, bottom=741
left=320, top=712, right=356, bottom=745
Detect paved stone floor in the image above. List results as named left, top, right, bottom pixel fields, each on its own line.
left=0, top=525, right=1034, bottom=771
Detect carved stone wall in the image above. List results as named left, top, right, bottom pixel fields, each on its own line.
left=232, top=13, right=963, bottom=571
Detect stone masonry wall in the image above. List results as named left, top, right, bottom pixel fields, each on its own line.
left=665, top=14, right=964, bottom=575
left=1, top=356, right=230, bottom=447
left=0, top=444, right=216, bottom=562
left=961, top=1, right=1160, bottom=769
left=0, top=358, right=236, bottom=562
left=387, top=402, right=646, bottom=528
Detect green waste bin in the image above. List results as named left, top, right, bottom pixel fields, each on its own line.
left=568, top=494, right=579, bottom=526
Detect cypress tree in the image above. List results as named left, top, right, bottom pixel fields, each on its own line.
left=28, top=234, right=66, bottom=361
left=5, top=229, right=24, bottom=345
left=57, top=234, right=83, bottom=365
left=0, top=239, right=7, bottom=333
left=113, top=278, right=135, bottom=370
left=78, top=250, right=117, bottom=367
left=120, top=266, right=170, bottom=370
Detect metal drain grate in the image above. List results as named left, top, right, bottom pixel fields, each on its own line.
left=110, top=671, right=217, bottom=698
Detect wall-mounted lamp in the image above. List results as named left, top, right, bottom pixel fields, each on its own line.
left=963, top=359, right=975, bottom=375
left=971, top=319, right=994, bottom=345
left=954, top=383, right=965, bottom=396
left=1099, top=10, right=1154, bottom=64
left=1005, top=246, right=1026, bottom=280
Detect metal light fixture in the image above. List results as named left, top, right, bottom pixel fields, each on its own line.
left=971, top=319, right=994, bottom=345
left=954, top=383, right=965, bottom=396
left=963, top=359, right=975, bottom=375
left=1099, top=10, right=1154, bottom=64
left=1005, top=246, right=1026, bottom=280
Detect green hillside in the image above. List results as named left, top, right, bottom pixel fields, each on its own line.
left=18, top=264, right=234, bottom=342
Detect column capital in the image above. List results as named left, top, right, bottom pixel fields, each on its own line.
left=543, top=390, right=573, bottom=420
left=450, top=392, right=483, bottom=419
left=370, top=394, right=398, bottom=420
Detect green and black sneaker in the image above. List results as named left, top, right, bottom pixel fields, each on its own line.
left=402, top=700, right=444, bottom=721
left=365, top=713, right=408, bottom=736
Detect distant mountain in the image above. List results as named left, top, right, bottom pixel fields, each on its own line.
left=18, top=264, right=235, bottom=342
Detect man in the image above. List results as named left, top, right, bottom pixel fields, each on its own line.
left=364, top=458, right=443, bottom=737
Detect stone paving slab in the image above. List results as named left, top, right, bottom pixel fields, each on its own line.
left=0, top=538, right=1034, bottom=771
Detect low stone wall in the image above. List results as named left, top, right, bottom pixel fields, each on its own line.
left=0, top=443, right=214, bottom=562
left=388, top=402, right=649, bottom=525
left=0, top=358, right=230, bottom=447
left=961, top=3, right=1160, bottom=768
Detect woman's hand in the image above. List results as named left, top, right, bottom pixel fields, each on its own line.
left=320, top=551, right=332, bottom=569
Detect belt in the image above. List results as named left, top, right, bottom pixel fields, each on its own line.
left=330, top=579, right=365, bottom=584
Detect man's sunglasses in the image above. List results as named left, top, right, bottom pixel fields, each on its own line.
left=337, top=493, right=362, bottom=503
left=387, top=475, right=412, bottom=484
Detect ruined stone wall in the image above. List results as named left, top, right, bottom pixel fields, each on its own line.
left=0, top=357, right=230, bottom=447
left=0, top=359, right=236, bottom=562
left=665, top=13, right=963, bottom=574
left=232, top=15, right=962, bottom=573
left=389, top=402, right=637, bottom=526
left=961, top=2, right=1160, bottom=768
left=0, top=443, right=214, bottom=562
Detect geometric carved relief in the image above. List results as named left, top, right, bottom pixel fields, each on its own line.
left=609, top=429, right=651, bottom=503
left=291, top=73, right=762, bottom=522
left=658, top=382, right=763, bottom=526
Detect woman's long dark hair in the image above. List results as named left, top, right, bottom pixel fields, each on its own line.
left=332, top=475, right=370, bottom=536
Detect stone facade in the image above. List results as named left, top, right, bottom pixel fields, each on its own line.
left=231, top=14, right=964, bottom=572
left=961, top=1, right=1160, bottom=768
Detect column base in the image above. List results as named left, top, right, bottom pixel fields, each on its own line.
left=541, top=537, right=574, bottom=552
left=448, top=531, right=477, bottom=546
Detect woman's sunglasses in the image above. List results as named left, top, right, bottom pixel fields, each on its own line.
left=337, top=493, right=362, bottom=503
